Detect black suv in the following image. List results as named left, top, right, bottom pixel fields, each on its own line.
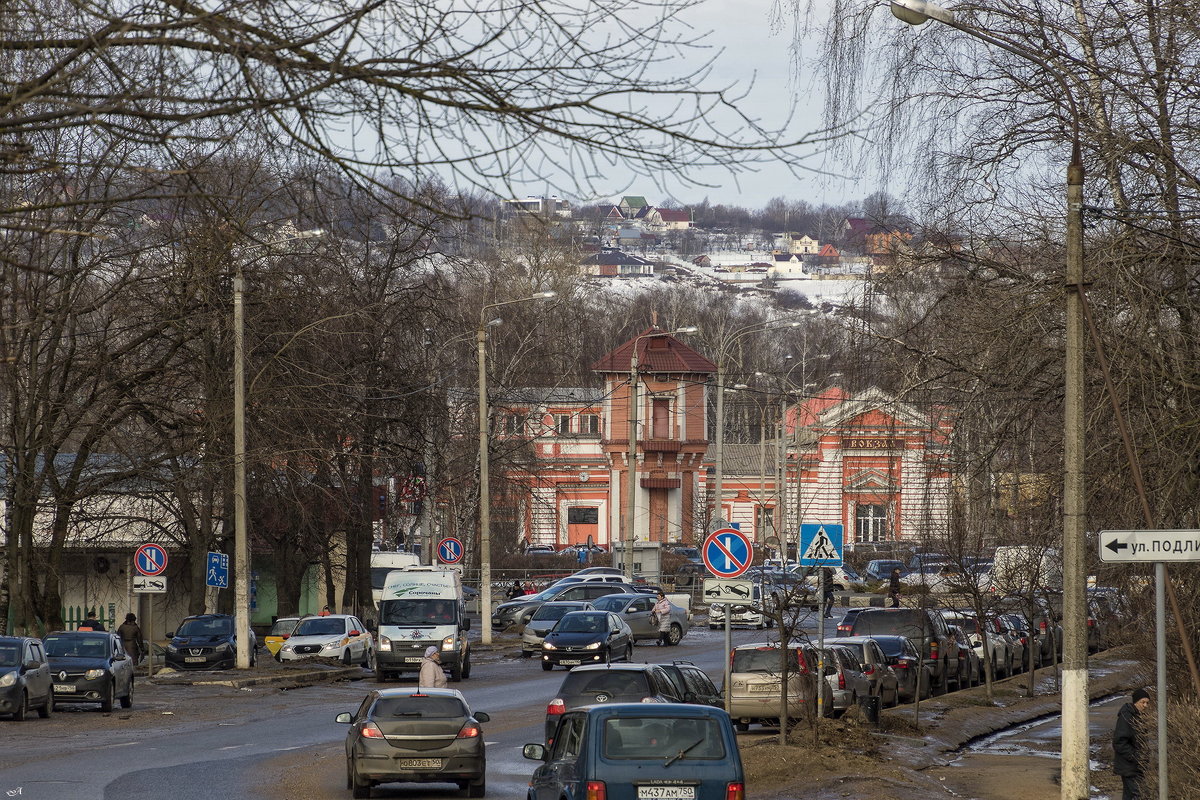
left=658, top=660, right=723, bottom=707
left=165, top=614, right=257, bottom=670
left=849, top=607, right=957, bottom=692
left=492, top=582, right=641, bottom=631
left=543, top=663, right=683, bottom=742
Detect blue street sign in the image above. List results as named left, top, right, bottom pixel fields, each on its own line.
left=438, top=537, right=464, bottom=564
left=702, top=528, right=753, bottom=578
left=799, top=524, right=844, bottom=567
left=134, top=543, right=169, bottom=576
left=206, top=551, right=230, bottom=589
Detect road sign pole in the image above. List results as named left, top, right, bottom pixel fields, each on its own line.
left=1156, top=562, right=1168, bottom=800
left=724, top=612, right=732, bottom=715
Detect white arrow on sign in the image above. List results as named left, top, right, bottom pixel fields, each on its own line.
left=1099, top=529, right=1200, bottom=563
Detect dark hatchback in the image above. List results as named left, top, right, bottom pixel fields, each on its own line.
left=43, top=631, right=135, bottom=712
left=540, top=611, right=633, bottom=671
left=165, top=614, right=257, bottom=670
left=0, top=636, right=53, bottom=720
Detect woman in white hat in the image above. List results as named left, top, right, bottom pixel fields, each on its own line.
left=418, top=645, right=448, bottom=689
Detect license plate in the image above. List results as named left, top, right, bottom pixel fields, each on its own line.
left=185, top=656, right=207, bottom=663
left=637, top=787, right=695, bottom=799
left=398, top=758, right=443, bottom=769
left=404, top=657, right=424, bottom=663
left=53, top=684, right=76, bottom=693
left=750, top=683, right=780, bottom=693
left=560, top=659, right=581, bottom=666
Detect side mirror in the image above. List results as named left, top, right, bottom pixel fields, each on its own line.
left=335, top=712, right=352, bottom=724
left=462, top=617, right=472, bottom=631
left=166, top=631, right=175, bottom=638
left=348, top=630, right=361, bottom=637
left=523, top=743, right=548, bottom=761
left=23, top=660, right=41, bottom=671
left=475, top=711, right=491, bottom=723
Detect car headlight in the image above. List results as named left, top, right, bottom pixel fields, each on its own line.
left=441, top=636, right=455, bottom=649
left=321, top=638, right=348, bottom=651
left=0, top=672, right=15, bottom=688
left=584, top=642, right=601, bottom=650
left=167, top=644, right=179, bottom=653
left=281, top=645, right=294, bottom=653
left=215, top=642, right=232, bottom=652
left=543, top=642, right=557, bottom=651
left=85, top=668, right=107, bottom=680
left=378, top=635, right=391, bottom=650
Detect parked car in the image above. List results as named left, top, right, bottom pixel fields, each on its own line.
left=864, top=559, right=908, bottom=582
left=823, top=645, right=874, bottom=715
left=0, top=636, right=53, bottom=720
left=860, top=634, right=931, bottom=703
left=669, top=545, right=703, bottom=563
left=336, top=687, right=488, bottom=798
left=520, top=601, right=593, bottom=657
left=43, top=630, right=135, bottom=711
left=727, top=641, right=834, bottom=729
left=492, top=582, right=639, bottom=631
left=277, top=613, right=373, bottom=666
left=164, top=614, right=256, bottom=670
left=549, top=573, right=630, bottom=587
left=993, top=596, right=1063, bottom=665
left=544, top=663, right=684, bottom=742
left=940, top=610, right=1015, bottom=679
left=787, top=564, right=862, bottom=591
left=658, top=660, right=723, bottom=708
left=835, top=608, right=867, bottom=635
left=708, top=583, right=775, bottom=629
left=997, top=612, right=1048, bottom=670
left=756, top=571, right=818, bottom=611
left=849, top=608, right=957, bottom=693
left=525, top=703, right=745, bottom=800
left=591, top=592, right=689, bottom=645
left=946, top=624, right=981, bottom=689
left=264, top=616, right=300, bottom=657
left=540, top=611, right=634, bottom=671
left=524, top=544, right=557, bottom=555
left=823, top=636, right=900, bottom=707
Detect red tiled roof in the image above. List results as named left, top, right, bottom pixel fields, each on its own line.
left=657, top=209, right=692, bottom=222
left=818, top=243, right=840, bottom=257
left=591, top=327, right=716, bottom=374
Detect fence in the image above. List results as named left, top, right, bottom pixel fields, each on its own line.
left=61, top=605, right=115, bottom=631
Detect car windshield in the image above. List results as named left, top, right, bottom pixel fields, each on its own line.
left=293, top=618, right=347, bottom=636
left=379, top=599, right=458, bottom=626
left=731, top=646, right=800, bottom=673
left=373, top=695, right=466, bottom=719
left=603, top=717, right=725, bottom=760
left=0, top=645, right=21, bottom=667
left=532, top=604, right=586, bottom=622
left=177, top=618, right=233, bottom=637
left=269, top=619, right=298, bottom=636
left=44, top=634, right=109, bottom=658
left=555, top=614, right=606, bottom=633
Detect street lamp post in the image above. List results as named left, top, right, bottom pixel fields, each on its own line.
left=477, top=292, right=555, bottom=645
left=888, top=4, right=1088, bottom=796
left=623, top=326, right=696, bottom=582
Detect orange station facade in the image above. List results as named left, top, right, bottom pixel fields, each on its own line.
left=491, top=329, right=953, bottom=553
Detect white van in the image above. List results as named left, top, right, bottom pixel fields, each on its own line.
left=369, top=550, right=422, bottom=609
left=991, top=546, right=1062, bottom=594
left=373, top=566, right=471, bottom=682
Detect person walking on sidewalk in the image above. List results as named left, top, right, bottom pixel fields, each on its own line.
left=821, top=568, right=835, bottom=618
left=889, top=568, right=903, bottom=608
left=418, top=645, right=448, bottom=689
left=117, top=613, right=145, bottom=665
left=1113, top=687, right=1151, bottom=799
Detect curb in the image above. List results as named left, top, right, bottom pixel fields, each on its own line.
left=149, top=665, right=364, bottom=689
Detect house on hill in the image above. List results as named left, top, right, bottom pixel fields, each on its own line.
left=580, top=248, right=655, bottom=277
left=618, top=196, right=650, bottom=219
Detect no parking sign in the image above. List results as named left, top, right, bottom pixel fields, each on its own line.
left=702, top=528, right=753, bottom=578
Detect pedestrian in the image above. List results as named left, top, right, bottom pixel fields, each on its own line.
left=116, top=613, right=145, bottom=665
left=78, top=609, right=105, bottom=631
left=889, top=567, right=903, bottom=608
left=318, top=605, right=332, bottom=616
left=506, top=580, right=523, bottom=600
left=653, top=590, right=673, bottom=646
left=418, top=645, right=448, bottom=689
left=1113, top=687, right=1151, bottom=799
left=822, top=568, right=835, bottom=618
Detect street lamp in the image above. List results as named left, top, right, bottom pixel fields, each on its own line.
left=888, top=4, right=1088, bottom=797
left=233, top=227, right=324, bottom=670
left=477, top=291, right=555, bottom=645
left=623, top=326, right=697, bottom=583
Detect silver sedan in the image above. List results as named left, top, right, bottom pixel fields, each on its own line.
left=590, top=593, right=689, bottom=646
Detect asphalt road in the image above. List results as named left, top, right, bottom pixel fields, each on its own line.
left=1, top=614, right=818, bottom=800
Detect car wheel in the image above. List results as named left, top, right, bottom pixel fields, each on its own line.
left=708, top=624, right=719, bottom=630
left=667, top=624, right=683, bottom=646
left=120, top=679, right=133, bottom=709
left=541, top=660, right=552, bottom=671
left=467, top=775, right=486, bottom=798
left=521, top=650, right=532, bottom=658
left=461, top=651, right=472, bottom=680
left=602, top=647, right=612, bottom=665
left=12, top=690, right=28, bottom=721
left=350, top=760, right=371, bottom=798
left=342, top=649, right=353, bottom=666
left=450, top=658, right=463, bottom=682
left=360, top=648, right=371, bottom=668
left=625, top=643, right=633, bottom=662
left=735, top=721, right=750, bottom=732
left=755, top=620, right=764, bottom=630
left=375, top=667, right=389, bottom=683
left=38, top=692, right=52, bottom=719
left=100, top=682, right=115, bottom=712
left=250, top=647, right=257, bottom=668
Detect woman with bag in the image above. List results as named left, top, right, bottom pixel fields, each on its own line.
left=653, top=591, right=673, bottom=646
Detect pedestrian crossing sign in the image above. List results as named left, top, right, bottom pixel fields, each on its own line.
left=799, top=524, right=844, bottom=567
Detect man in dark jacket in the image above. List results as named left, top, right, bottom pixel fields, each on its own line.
left=888, top=568, right=903, bottom=608
left=821, top=568, right=835, bottom=618
left=1113, top=687, right=1151, bottom=799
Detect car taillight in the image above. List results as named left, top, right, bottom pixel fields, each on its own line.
left=457, top=722, right=481, bottom=739
left=864, top=665, right=875, bottom=676
left=893, top=662, right=908, bottom=669
left=360, top=722, right=385, bottom=739
left=796, top=648, right=810, bottom=675
left=547, top=699, right=565, bottom=716
left=586, top=781, right=607, bottom=800
left=929, top=640, right=938, bottom=660
left=1087, top=618, right=1095, bottom=628
left=1040, top=621, right=1047, bottom=633
left=838, top=670, right=845, bottom=690
left=726, top=782, right=745, bottom=800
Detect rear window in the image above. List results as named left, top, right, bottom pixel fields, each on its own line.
left=603, top=716, right=726, bottom=760
left=558, top=670, right=650, bottom=698
left=851, top=610, right=928, bottom=638
left=268, top=619, right=298, bottom=636
left=944, top=616, right=980, bottom=635
left=372, top=695, right=467, bottom=718
left=731, top=647, right=802, bottom=673
left=870, top=637, right=908, bottom=658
